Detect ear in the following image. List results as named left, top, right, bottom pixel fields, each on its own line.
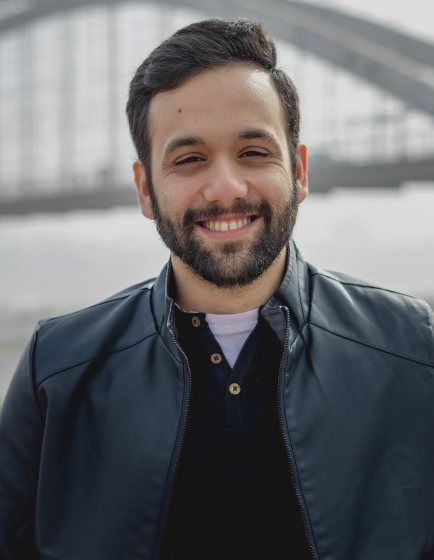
left=133, top=160, right=155, bottom=219
left=295, top=144, right=309, bottom=204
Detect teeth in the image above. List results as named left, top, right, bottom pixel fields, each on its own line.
left=202, top=216, right=253, bottom=232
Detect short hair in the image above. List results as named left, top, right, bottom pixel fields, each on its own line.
left=126, top=19, right=300, bottom=179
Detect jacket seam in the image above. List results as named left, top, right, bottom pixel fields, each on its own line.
left=283, top=329, right=321, bottom=557
left=30, top=327, right=45, bottom=422
left=12, top=331, right=44, bottom=544
left=310, top=272, right=418, bottom=299
left=423, top=300, right=434, bottom=335
left=156, top=331, right=183, bottom=366
left=39, top=285, right=153, bottom=324
left=283, top=416, right=321, bottom=557
left=310, top=321, right=434, bottom=367
left=36, top=331, right=159, bottom=387
left=298, top=265, right=307, bottom=324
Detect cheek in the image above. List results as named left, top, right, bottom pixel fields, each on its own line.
left=162, top=178, right=201, bottom=210
left=255, top=169, right=291, bottom=201
left=154, top=187, right=193, bottom=225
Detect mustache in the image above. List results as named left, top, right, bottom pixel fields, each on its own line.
left=183, top=200, right=271, bottom=227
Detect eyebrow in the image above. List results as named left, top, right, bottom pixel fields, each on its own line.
left=237, top=128, right=278, bottom=145
left=164, top=136, right=205, bottom=159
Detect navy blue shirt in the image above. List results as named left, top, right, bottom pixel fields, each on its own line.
left=161, top=306, right=313, bottom=559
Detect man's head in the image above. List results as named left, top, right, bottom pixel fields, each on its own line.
left=127, top=19, right=301, bottom=180
left=127, top=19, right=308, bottom=288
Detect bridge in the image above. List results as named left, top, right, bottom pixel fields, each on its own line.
left=1, top=0, right=434, bottom=214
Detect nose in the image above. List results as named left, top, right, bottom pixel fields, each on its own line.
left=202, top=158, right=248, bottom=205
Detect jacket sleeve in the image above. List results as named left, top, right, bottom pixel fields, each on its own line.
left=0, top=328, right=43, bottom=559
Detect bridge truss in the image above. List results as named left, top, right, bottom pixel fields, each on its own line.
left=1, top=0, right=434, bottom=214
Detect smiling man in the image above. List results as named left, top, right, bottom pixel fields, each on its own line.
left=132, top=61, right=306, bottom=312
left=1, top=19, right=434, bottom=560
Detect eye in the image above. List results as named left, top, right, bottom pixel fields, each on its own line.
left=174, top=155, right=204, bottom=166
left=240, top=150, right=269, bottom=158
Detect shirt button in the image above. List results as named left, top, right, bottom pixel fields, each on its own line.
left=210, top=353, right=222, bottom=365
left=229, top=383, right=241, bottom=396
left=191, top=316, right=201, bottom=328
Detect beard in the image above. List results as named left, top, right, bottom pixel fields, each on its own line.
left=149, top=183, right=299, bottom=288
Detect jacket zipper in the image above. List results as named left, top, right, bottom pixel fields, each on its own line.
left=278, top=306, right=319, bottom=560
left=154, top=327, right=192, bottom=558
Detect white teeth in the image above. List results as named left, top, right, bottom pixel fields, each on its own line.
left=202, top=216, right=253, bottom=232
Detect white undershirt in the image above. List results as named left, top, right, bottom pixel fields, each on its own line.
left=205, top=308, right=259, bottom=368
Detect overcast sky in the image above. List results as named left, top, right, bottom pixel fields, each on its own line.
left=316, top=0, right=433, bottom=43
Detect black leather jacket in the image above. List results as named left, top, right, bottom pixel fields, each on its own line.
left=1, top=241, right=433, bottom=560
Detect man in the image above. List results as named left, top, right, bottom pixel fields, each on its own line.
left=0, top=18, right=433, bottom=560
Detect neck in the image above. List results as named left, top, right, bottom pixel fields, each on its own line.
left=171, top=247, right=287, bottom=314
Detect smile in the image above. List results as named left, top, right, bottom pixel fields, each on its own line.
left=196, top=215, right=259, bottom=232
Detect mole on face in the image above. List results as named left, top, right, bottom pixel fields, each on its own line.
left=178, top=108, right=182, bottom=114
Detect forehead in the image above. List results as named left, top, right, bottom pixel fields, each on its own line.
left=147, top=64, right=287, bottom=154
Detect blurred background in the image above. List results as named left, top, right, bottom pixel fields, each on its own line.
left=1, top=0, right=433, bottom=400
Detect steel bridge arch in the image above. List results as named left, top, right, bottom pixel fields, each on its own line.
left=1, top=0, right=434, bottom=116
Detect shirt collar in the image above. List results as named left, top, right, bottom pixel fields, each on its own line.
left=151, top=238, right=310, bottom=347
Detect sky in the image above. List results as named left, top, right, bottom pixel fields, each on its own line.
left=316, top=0, right=434, bottom=43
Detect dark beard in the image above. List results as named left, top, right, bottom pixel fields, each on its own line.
left=149, top=186, right=299, bottom=288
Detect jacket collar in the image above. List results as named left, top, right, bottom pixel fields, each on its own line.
left=151, top=238, right=310, bottom=348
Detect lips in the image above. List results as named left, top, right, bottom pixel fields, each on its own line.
left=202, top=216, right=250, bottom=232
left=196, top=214, right=259, bottom=233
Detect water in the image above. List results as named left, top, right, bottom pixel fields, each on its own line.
left=1, top=184, right=434, bottom=400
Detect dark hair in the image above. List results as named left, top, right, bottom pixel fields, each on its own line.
left=126, top=19, right=300, bottom=179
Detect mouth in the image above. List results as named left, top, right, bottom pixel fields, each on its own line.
left=195, top=214, right=260, bottom=233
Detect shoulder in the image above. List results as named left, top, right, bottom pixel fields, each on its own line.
left=33, top=278, right=158, bottom=385
left=307, top=265, right=434, bottom=366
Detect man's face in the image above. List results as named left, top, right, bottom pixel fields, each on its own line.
left=135, top=64, right=308, bottom=288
